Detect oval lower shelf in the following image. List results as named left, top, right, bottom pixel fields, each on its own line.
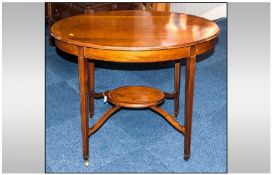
left=107, top=86, right=165, bottom=108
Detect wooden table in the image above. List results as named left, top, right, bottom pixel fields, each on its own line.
left=51, top=10, right=220, bottom=166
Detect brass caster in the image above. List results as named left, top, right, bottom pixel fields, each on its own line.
left=84, top=160, right=90, bottom=166
left=88, top=113, right=94, bottom=119
left=184, top=154, right=190, bottom=161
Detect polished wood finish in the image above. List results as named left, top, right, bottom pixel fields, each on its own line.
left=174, top=61, right=181, bottom=117
left=54, top=38, right=215, bottom=63
left=152, top=3, right=170, bottom=11
left=50, top=10, right=220, bottom=163
left=88, top=62, right=95, bottom=118
left=88, top=106, right=121, bottom=137
left=46, top=3, right=138, bottom=45
left=184, top=46, right=197, bottom=160
left=151, top=106, right=184, bottom=134
left=136, top=3, right=170, bottom=12
left=164, top=92, right=175, bottom=99
left=84, top=46, right=190, bottom=63
left=108, top=86, right=165, bottom=108
left=77, top=47, right=89, bottom=161
left=94, top=91, right=110, bottom=99
left=54, top=39, right=78, bottom=55
left=196, top=38, right=217, bottom=55
left=51, top=10, right=220, bottom=51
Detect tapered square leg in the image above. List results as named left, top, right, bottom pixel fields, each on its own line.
left=88, top=62, right=94, bottom=118
left=184, top=46, right=196, bottom=160
left=174, top=61, right=181, bottom=117
left=78, top=47, right=90, bottom=163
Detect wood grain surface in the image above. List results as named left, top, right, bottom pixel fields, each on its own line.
left=51, top=10, right=220, bottom=51
left=107, top=86, right=165, bottom=108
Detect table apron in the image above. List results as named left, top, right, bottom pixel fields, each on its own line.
left=84, top=47, right=190, bottom=63
left=55, top=39, right=217, bottom=62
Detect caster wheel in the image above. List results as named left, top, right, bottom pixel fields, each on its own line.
left=84, top=160, right=90, bottom=166
left=184, top=154, right=190, bottom=161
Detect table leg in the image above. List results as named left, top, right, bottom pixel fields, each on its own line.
left=174, top=61, right=181, bottom=117
left=184, top=48, right=196, bottom=160
left=88, top=62, right=94, bottom=118
left=78, top=48, right=90, bottom=166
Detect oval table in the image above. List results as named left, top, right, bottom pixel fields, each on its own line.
left=51, top=10, right=220, bottom=166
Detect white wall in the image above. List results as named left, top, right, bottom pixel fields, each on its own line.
left=170, top=3, right=227, bottom=20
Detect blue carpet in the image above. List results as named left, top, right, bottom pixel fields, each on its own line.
left=46, top=18, right=227, bottom=173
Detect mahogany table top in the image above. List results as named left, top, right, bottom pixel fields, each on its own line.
left=51, top=10, right=220, bottom=51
